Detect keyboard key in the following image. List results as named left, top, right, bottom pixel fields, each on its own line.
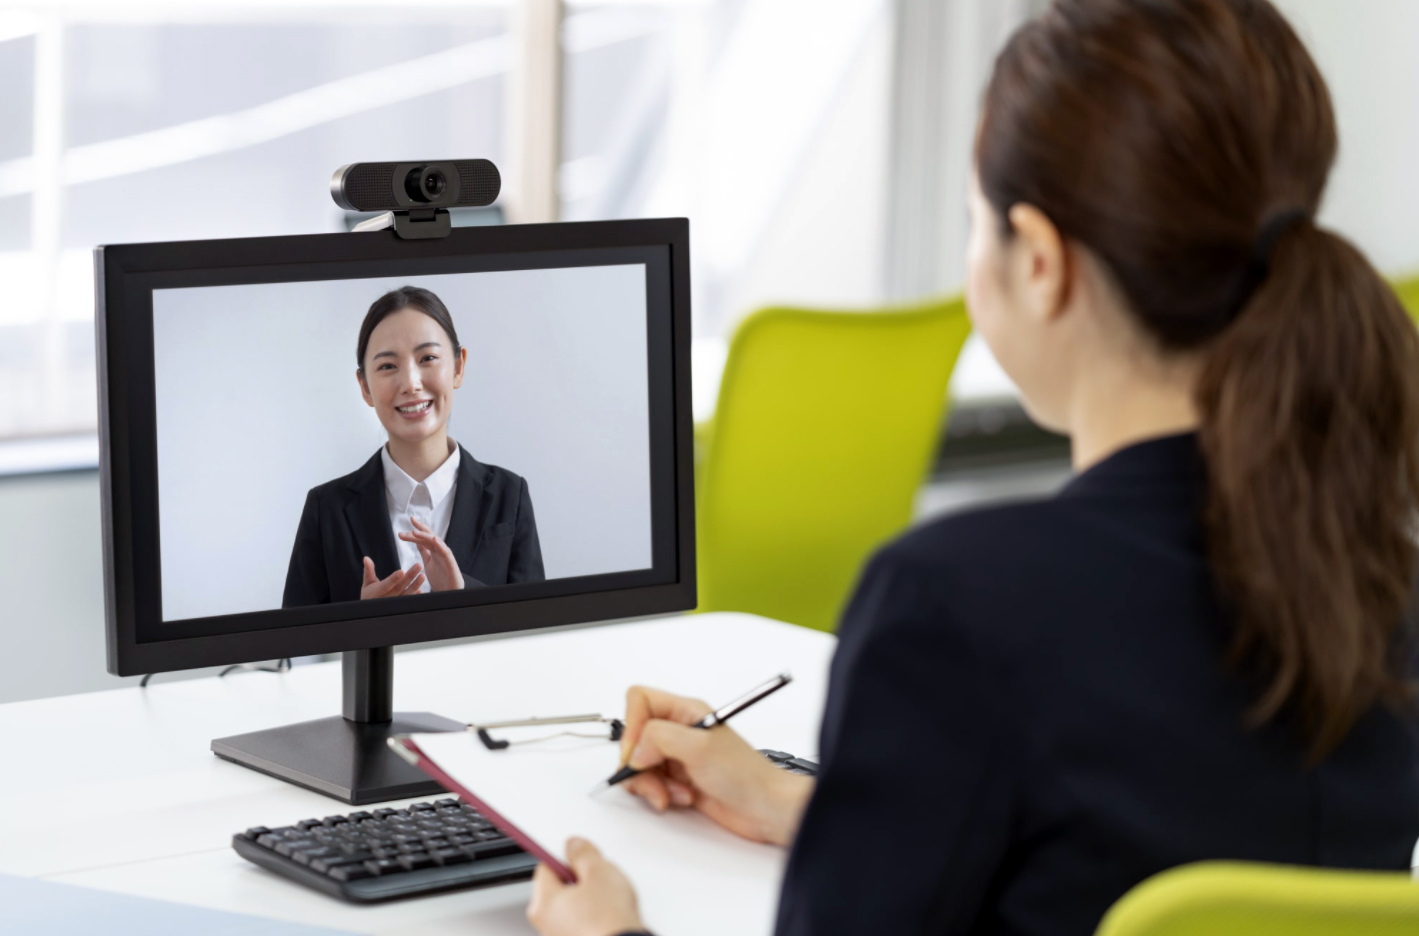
left=365, top=858, right=400, bottom=876
left=450, top=833, right=477, bottom=846
left=398, top=853, right=436, bottom=871
left=411, top=803, right=436, bottom=812
left=759, top=749, right=793, bottom=762
left=436, top=798, right=460, bottom=808
left=256, top=834, right=283, bottom=849
left=432, top=847, right=471, bottom=866
left=787, top=757, right=819, bottom=772
left=297, top=819, right=323, bottom=831
left=349, top=811, right=373, bottom=821
left=467, top=840, right=522, bottom=860
left=329, top=864, right=374, bottom=881
left=291, top=846, right=336, bottom=866
left=477, top=829, right=507, bottom=842
left=241, top=826, right=271, bottom=841
left=373, top=808, right=398, bottom=818
left=323, top=815, right=349, bottom=826
left=311, top=855, right=366, bottom=873
left=273, top=839, right=318, bottom=857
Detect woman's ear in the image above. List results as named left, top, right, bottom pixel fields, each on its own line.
left=356, top=369, right=374, bottom=407
left=1006, top=203, right=1071, bottom=325
left=452, top=346, right=467, bottom=389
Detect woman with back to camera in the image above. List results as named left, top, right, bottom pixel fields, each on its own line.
left=283, top=285, right=544, bottom=608
left=524, top=1, right=1419, bottom=935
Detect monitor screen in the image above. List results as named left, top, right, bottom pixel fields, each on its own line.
left=99, top=221, right=693, bottom=675
left=152, top=266, right=651, bottom=622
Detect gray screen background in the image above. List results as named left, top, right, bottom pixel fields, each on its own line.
left=152, top=264, right=652, bottom=622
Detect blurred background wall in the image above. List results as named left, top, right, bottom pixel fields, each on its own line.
left=2, top=0, right=1416, bottom=702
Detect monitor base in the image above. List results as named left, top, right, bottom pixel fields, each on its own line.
left=212, top=712, right=464, bottom=805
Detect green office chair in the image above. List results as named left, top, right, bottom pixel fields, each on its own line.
left=1095, top=861, right=1419, bottom=936
left=1393, top=273, right=1419, bottom=323
left=695, top=297, right=972, bottom=632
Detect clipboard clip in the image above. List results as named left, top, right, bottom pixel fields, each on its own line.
left=467, top=714, right=625, bottom=751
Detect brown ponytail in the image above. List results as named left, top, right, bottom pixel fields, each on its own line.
left=979, top=0, right=1419, bottom=757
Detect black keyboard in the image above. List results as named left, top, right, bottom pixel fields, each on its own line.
left=758, top=749, right=820, bottom=776
left=234, top=752, right=818, bottom=903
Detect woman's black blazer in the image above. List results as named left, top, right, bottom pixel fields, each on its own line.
left=774, top=433, right=1419, bottom=936
left=282, top=446, right=545, bottom=607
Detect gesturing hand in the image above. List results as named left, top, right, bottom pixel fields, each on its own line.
left=397, top=517, right=465, bottom=592
left=360, top=556, right=424, bottom=600
left=526, top=837, right=644, bottom=936
left=618, top=685, right=814, bottom=846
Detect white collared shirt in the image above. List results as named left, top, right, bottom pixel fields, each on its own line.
left=382, top=441, right=461, bottom=593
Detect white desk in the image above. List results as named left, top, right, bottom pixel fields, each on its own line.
left=0, top=612, right=835, bottom=935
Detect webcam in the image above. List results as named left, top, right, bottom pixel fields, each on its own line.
left=331, top=160, right=500, bottom=212
left=331, top=160, right=501, bottom=239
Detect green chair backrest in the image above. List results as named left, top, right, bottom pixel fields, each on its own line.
left=1394, top=273, right=1419, bottom=323
left=696, top=297, right=972, bottom=632
left=1096, top=862, right=1419, bottom=936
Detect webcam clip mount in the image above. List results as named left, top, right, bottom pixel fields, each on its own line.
left=353, top=207, right=452, bottom=240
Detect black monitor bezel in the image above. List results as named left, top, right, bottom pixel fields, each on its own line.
left=98, top=218, right=695, bottom=676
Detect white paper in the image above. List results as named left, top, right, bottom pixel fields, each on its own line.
left=409, top=730, right=788, bottom=936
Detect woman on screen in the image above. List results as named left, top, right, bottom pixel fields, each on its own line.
left=282, top=285, right=544, bottom=607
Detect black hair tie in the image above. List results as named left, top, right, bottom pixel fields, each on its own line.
left=1227, top=206, right=1311, bottom=322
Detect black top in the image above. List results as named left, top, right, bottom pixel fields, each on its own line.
left=775, top=433, right=1419, bottom=936
left=282, top=445, right=544, bottom=607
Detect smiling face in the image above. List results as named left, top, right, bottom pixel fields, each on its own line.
left=357, top=307, right=466, bottom=446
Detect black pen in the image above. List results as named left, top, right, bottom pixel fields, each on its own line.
left=589, top=672, right=793, bottom=795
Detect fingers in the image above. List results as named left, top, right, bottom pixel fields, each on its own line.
left=362, top=557, right=377, bottom=586
left=527, top=861, right=565, bottom=919
left=398, top=528, right=457, bottom=563
left=628, top=718, right=712, bottom=772
left=621, top=686, right=712, bottom=764
left=364, top=564, right=424, bottom=598
left=402, top=518, right=442, bottom=546
left=391, top=563, right=424, bottom=595
left=564, top=837, right=603, bottom=878
left=665, top=778, right=695, bottom=808
left=622, top=771, right=671, bottom=812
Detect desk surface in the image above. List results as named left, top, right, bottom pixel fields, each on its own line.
left=0, top=612, right=835, bottom=936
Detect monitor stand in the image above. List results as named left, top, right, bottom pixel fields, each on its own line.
left=211, top=647, right=462, bottom=805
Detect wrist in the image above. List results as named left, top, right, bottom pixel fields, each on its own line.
left=759, top=763, right=815, bottom=846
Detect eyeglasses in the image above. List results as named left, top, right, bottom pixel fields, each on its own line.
left=469, top=714, right=625, bottom=751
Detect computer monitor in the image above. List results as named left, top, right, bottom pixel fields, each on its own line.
left=97, top=219, right=695, bottom=803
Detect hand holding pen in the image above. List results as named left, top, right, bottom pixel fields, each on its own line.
left=600, top=676, right=813, bottom=847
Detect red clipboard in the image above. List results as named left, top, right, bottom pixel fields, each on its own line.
left=388, top=735, right=576, bottom=883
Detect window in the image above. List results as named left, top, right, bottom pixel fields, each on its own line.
left=0, top=3, right=512, bottom=440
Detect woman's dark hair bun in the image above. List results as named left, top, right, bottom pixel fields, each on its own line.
left=357, top=286, right=461, bottom=374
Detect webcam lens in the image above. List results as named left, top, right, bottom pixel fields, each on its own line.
left=404, top=166, right=449, bottom=203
